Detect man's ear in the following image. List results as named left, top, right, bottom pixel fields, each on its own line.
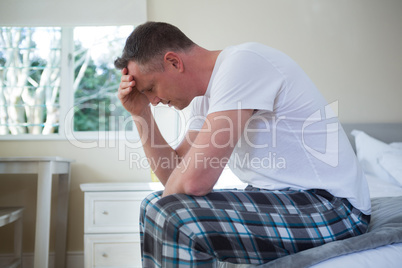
left=164, top=52, right=183, bottom=72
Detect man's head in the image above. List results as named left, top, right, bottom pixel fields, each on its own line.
left=114, top=21, right=196, bottom=72
left=115, top=22, right=218, bottom=111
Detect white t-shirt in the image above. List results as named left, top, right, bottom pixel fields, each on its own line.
left=188, top=43, right=371, bottom=215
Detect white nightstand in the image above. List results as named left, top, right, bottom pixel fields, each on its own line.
left=80, top=182, right=163, bottom=268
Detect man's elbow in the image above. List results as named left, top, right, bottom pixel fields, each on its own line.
left=183, top=181, right=213, bottom=196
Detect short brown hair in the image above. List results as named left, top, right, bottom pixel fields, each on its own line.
left=114, top=22, right=195, bottom=71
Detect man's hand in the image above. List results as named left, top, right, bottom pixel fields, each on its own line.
left=163, top=109, right=253, bottom=197
left=117, top=67, right=150, bottom=117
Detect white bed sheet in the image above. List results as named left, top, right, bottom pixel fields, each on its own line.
left=310, top=242, right=402, bottom=268
left=219, top=243, right=402, bottom=268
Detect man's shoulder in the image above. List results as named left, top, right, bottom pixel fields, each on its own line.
left=221, top=42, right=289, bottom=65
left=224, top=42, right=277, bottom=54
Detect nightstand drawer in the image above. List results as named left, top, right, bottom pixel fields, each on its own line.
left=81, top=183, right=164, bottom=268
left=85, top=234, right=142, bottom=268
left=84, top=191, right=152, bottom=233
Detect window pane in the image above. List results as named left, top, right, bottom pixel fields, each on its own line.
left=0, top=27, right=61, bottom=135
left=73, top=26, right=134, bottom=132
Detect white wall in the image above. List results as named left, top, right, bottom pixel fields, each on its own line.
left=148, top=0, right=402, bottom=123
left=0, top=0, right=401, bottom=254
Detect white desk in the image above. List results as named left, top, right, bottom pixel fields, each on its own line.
left=0, top=157, right=74, bottom=268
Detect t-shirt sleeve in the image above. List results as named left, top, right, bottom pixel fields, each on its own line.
left=208, top=50, right=286, bottom=115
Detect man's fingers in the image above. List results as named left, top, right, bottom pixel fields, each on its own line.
left=119, top=80, right=135, bottom=89
left=119, top=84, right=133, bottom=94
left=121, top=74, right=134, bottom=82
left=117, top=86, right=133, bottom=99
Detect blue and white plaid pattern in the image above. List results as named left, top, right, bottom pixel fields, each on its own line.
left=140, top=187, right=370, bottom=267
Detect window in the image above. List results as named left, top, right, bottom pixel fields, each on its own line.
left=0, top=26, right=135, bottom=138
left=0, top=25, right=181, bottom=143
left=0, top=25, right=182, bottom=147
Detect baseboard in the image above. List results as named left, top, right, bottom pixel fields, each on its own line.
left=0, top=251, right=84, bottom=268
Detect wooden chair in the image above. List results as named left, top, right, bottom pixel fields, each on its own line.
left=0, top=207, right=24, bottom=268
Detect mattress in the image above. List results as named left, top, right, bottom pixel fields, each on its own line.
left=219, top=129, right=402, bottom=268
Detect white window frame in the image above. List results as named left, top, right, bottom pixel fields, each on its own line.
left=0, top=27, right=181, bottom=145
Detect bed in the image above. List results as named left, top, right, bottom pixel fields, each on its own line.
left=219, top=123, right=402, bottom=268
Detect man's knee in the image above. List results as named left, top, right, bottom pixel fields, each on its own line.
left=154, top=193, right=196, bottom=215
left=143, top=193, right=195, bottom=229
left=140, top=190, right=163, bottom=212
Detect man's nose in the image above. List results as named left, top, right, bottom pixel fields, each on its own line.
left=150, top=95, right=162, bottom=106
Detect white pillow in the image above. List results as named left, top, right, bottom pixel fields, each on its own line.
left=365, top=173, right=402, bottom=198
left=379, top=151, right=402, bottom=186
left=351, top=130, right=402, bottom=186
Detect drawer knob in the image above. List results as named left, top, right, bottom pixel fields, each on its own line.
left=102, top=253, right=108, bottom=258
left=102, top=211, right=108, bottom=215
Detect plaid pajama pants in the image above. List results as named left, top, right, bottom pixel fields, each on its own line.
left=139, top=186, right=370, bottom=267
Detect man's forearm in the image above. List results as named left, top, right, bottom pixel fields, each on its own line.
left=132, top=106, right=180, bottom=186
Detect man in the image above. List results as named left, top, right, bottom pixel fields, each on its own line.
left=115, top=22, right=371, bottom=267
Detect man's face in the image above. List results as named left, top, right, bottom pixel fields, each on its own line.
left=126, top=61, right=192, bottom=110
